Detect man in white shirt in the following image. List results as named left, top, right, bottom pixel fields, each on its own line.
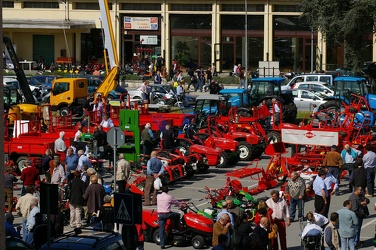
left=100, top=114, right=114, bottom=128
left=25, top=197, right=40, bottom=244
left=313, top=168, right=328, bottom=216
left=266, top=190, right=290, bottom=250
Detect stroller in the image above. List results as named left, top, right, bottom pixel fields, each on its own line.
left=300, top=218, right=323, bottom=250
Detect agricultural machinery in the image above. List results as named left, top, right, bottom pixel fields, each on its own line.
left=219, top=77, right=297, bottom=122
left=319, top=76, right=376, bottom=127
left=198, top=116, right=266, bottom=161
left=143, top=202, right=213, bottom=249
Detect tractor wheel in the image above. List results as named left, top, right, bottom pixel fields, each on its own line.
left=229, top=153, right=239, bottom=165
left=319, top=100, right=344, bottom=113
left=177, top=141, right=190, bottom=155
left=17, top=156, right=28, bottom=172
left=252, top=147, right=265, bottom=159
left=152, top=229, right=168, bottom=245
left=191, top=235, right=205, bottom=249
left=277, top=175, right=288, bottom=182
left=197, top=163, right=210, bottom=173
left=60, top=107, right=70, bottom=117
left=267, top=131, right=281, bottom=144
left=238, top=110, right=251, bottom=117
left=282, top=102, right=298, bottom=123
left=216, top=152, right=230, bottom=168
left=238, top=141, right=253, bottom=161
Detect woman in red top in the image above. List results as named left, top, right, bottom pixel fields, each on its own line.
left=253, top=200, right=274, bottom=226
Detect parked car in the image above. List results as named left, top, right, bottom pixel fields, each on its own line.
left=39, top=228, right=126, bottom=250
left=292, top=81, right=334, bottom=96
left=31, top=75, right=62, bottom=88
left=291, top=88, right=327, bottom=111
left=128, top=83, right=171, bottom=100
left=6, top=236, right=36, bottom=250
left=281, top=74, right=334, bottom=91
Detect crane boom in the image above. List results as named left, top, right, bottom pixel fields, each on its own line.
left=99, top=0, right=118, bottom=69
left=3, top=36, right=35, bottom=104
left=95, top=0, right=119, bottom=98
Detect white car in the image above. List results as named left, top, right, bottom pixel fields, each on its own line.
left=281, top=74, right=334, bottom=91
left=292, top=81, right=334, bottom=96
left=292, top=89, right=328, bottom=111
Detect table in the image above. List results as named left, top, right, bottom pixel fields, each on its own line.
left=19, top=60, right=34, bottom=71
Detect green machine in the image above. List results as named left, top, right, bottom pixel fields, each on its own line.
left=119, top=109, right=141, bottom=162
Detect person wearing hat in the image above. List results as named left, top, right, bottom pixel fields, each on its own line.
left=323, top=145, right=343, bottom=196
left=141, top=123, right=155, bottom=155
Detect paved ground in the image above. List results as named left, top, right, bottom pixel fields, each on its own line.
left=12, top=147, right=376, bottom=249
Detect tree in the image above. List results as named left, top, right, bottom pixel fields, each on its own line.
left=175, top=41, right=191, bottom=68
left=300, top=0, right=376, bottom=70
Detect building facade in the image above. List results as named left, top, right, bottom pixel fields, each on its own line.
left=3, top=0, right=376, bottom=73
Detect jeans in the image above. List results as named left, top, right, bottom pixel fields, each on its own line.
left=354, top=217, right=363, bottom=244
left=158, top=212, right=180, bottom=247
left=289, top=198, right=304, bottom=220
left=25, top=231, right=34, bottom=245
left=22, top=218, right=27, bottom=241
left=366, top=167, right=375, bottom=196
left=329, top=167, right=341, bottom=185
left=238, top=79, right=245, bottom=89
left=340, top=236, right=355, bottom=250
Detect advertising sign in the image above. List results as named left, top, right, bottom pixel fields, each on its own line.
left=140, top=35, right=158, bottom=45
left=281, top=128, right=339, bottom=146
left=124, top=16, right=158, bottom=30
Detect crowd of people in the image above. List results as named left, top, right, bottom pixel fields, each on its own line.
left=4, top=119, right=136, bottom=248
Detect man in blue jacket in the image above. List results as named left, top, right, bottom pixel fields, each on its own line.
left=341, top=144, right=361, bottom=192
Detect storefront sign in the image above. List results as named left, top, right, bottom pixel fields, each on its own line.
left=140, top=35, right=158, bottom=45
left=124, top=16, right=158, bottom=30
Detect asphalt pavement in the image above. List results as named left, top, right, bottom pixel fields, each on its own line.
left=12, top=147, right=376, bottom=250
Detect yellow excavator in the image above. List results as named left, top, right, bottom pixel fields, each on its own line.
left=3, top=36, right=39, bottom=123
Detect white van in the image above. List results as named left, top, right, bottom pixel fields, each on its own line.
left=282, top=74, right=334, bottom=91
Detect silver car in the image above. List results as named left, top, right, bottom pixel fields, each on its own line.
left=292, top=89, right=328, bottom=111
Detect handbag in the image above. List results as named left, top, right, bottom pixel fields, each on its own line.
left=154, top=177, right=162, bottom=190
left=355, top=205, right=369, bottom=219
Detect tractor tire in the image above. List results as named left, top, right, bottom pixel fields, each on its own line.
left=216, top=152, right=230, bottom=168
left=17, top=156, right=28, bottom=172
left=238, top=109, right=251, bottom=117
left=319, top=100, right=343, bottom=113
left=238, top=141, right=253, bottom=161
left=60, top=107, right=70, bottom=117
left=191, top=235, right=206, bottom=249
left=197, top=163, right=210, bottom=173
left=267, top=131, right=281, bottom=144
left=282, top=102, right=298, bottom=123
left=252, top=147, right=265, bottom=159
left=229, top=153, right=240, bottom=165
left=177, top=141, right=190, bottom=155
left=152, top=229, right=168, bottom=245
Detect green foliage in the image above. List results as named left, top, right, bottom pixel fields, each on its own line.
left=213, top=76, right=239, bottom=85
left=120, top=74, right=142, bottom=81
left=175, top=41, right=191, bottom=67
left=300, top=0, right=376, bottom=70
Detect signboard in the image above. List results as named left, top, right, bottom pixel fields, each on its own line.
left=281, top=128, right=339, bottom=146
left=107, top=126, right=125, bottom=148
left=140, top=35, right=158, bottom=45
left=124, top=16, right=158, bottom=30
left=114, top=192, right=142, bottom=225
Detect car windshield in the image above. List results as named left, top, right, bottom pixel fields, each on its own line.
left=334, top=80, right=363, bottom=96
